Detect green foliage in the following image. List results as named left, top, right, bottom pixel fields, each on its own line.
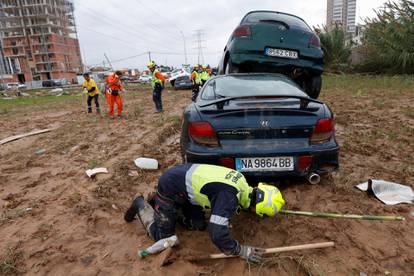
left=358, top=0, right=414, bottom=73
left=316, top=25, right=351, bottom=72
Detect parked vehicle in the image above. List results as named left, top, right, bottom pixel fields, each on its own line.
left=218, top=11, right=324, bottom=98
left=42, top=79, right=63, bottom=87
left=138, top=75, right=152, bottom=84
left=169, top=68, right=191, bottom=87
left=5, top=82, right=26, bottom=90
left=174, top=75, right=193, bottom=90
left=120, top=76, right=135, bottom=82
left=180, top=73, right=339, bottom=183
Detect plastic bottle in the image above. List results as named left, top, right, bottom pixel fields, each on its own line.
left=138, top=235, right=179, bottom=258
left=134, top=157, right=158, bottom=170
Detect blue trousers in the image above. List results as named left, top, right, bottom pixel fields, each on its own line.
left=152, top=84, right=163, bottom=111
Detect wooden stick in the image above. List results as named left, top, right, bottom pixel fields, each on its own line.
left=0, top=128, right=54, bottom=145
left=188, top=241, right=334, bottom=261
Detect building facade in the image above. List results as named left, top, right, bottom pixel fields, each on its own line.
left=326, top=0, right=356, bottom=34
left=0, top=0, right=82, bottom=84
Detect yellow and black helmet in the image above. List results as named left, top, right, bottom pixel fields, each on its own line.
left=255, top=183, right=285, bottom=217
left=147, top=61, right=156, bottom=69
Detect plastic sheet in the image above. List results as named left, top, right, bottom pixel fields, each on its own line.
left=356, top=179, right=414, bottom=205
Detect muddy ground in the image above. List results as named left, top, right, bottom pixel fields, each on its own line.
left=0, top=76, right=413, bottom=275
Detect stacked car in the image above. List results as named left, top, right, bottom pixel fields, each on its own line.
left=179, top=11, right=338, bottom=183
left=218, top=11, right=323, bottom=99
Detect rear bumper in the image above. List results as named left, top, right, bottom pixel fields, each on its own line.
left=185, top=145, right=339, bottom=178
left=175, top=83, right=193, bottom=89
left=230, top=52, right=323, bottom=75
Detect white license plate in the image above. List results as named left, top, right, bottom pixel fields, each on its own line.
left=235, top=157, right=294, bottom=172
left=265, top=48, right=298, bottom=59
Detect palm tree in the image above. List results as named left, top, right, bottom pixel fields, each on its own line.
left=316, top=25, right=351, bottom=72
left=359, top=0, right=414, bottom=73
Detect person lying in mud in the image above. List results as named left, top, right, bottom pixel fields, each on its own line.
left=124, top=163, right=285, bottom=263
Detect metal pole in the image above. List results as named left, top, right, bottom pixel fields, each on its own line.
left=180, top=31, right=187, bottom=65
left=148, top=51, right=152, bottom=62
left=281, top=209, right=405, bottom=221
left=104, top=53, right=113, bottom=70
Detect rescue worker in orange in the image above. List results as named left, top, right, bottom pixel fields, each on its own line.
left=147, top=61, right=165, bottom=113
left=106, top=71, right=123, bottom=117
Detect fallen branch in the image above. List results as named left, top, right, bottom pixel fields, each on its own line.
left=0, top=128, right=54, bottom=145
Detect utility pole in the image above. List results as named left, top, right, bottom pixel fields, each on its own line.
left=104, top=53, right=113, bottom=70
left=180, top=31, right=188, bottom=65
left=193, top=30, right=206, bottom=65
left=148, top=51, right=152, bottom=62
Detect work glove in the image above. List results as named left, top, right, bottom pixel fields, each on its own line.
left=238, top=245, right=265, bottom=263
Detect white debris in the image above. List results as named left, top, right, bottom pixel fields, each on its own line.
left=49, top=88, right=63, bottom=94
left=356, top=179, right=414, bottom=205
left=134, top=158, right=158, bottom=170
left=128, top=170, right=139, bottom=177
left=86, top=167, right=108, bottom=178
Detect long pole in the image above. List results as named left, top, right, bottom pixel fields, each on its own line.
left=281, top=210, right=405, bottom=221
left=186, top=242, right=334, bottom=261
left=180, top=31, right=188, bottom=65
left=148, top=51, right=152, bottom=62
left=104, top=53, right=113, bottom=70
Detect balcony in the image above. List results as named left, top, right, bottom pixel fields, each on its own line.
left=2, top=44, right=27, bottom=49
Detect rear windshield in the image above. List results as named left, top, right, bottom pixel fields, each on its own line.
left=201, top=75, right=306, bottom=100
left=242, top=12, right=311, bottom=31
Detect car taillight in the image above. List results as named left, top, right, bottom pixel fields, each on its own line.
left=298, top=156, right=313, bottom=172
left=188, top=122, right=219, bottom=147
left=233, top=25, right=251, bottom=38
left=310, top=118, right=334, bottom=144
left=218, top=157, right=235, bottom=169
left=309, top=34, right=321, bottom=48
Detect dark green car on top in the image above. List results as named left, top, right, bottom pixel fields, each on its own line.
left=218, top=11, right=323, bottom=99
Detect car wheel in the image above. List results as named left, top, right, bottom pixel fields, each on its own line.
left=170, top=80, right=175, bottom=87
left=304, top=75, right=322, bottom=99
left=225, top=59, right=239, bottom=74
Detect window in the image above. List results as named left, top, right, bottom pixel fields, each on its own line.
left=201, top=75, right=305, bottom=100
left=242, top=12, right=311, bottom=31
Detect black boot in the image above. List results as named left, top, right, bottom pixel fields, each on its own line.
left=124, top=196, right=145, bottom=222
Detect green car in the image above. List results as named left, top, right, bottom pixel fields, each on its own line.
left=218, top=11, right=323, bottom=98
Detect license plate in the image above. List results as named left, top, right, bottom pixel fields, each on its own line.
left=265, top=48, right=298, bottom=59
left=235, top=157, right=294, bottom=172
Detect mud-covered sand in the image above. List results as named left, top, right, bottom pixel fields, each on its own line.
left=0, top=79, right=413, bottom=275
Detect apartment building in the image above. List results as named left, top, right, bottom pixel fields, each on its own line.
left=0, top=0, right=82, bottom=83
left=326, top=0, right=357, bottom=34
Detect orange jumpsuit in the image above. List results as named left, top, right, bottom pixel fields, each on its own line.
left=106, top=73, right=123, bottom=117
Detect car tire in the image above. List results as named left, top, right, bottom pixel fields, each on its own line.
left=304, top=75, right=322, bottom=99
left=225, top=59, right=239, bottom=74
left=170, top=80, right=175, bottom=87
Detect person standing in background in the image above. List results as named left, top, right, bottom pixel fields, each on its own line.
left=147, top=61, right=165, bottom=113
left=106, top=71, right=123, bottom=118
left=82, top=73, right=100, bottom=114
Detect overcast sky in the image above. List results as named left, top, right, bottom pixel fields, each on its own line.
left=72, top=0, right=388, bottom=70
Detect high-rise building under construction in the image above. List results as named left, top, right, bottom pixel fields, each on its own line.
left=0, top=0, right=82, bottom=83
left=326, top=0, right=356, bottom=34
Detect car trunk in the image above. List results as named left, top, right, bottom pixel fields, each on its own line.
left=249, top=23, right=313, bottom=55
left=198, top=100, right=321, bottom=153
